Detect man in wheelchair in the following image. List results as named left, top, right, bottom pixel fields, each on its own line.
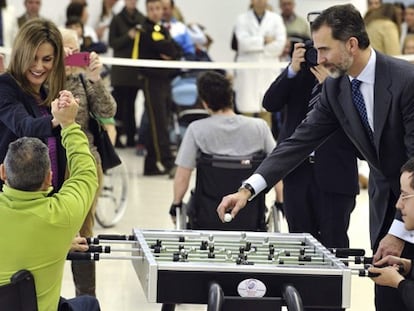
left=0, top=94, right=100, bottom=310
left=169, top=71, right=279, bottom=231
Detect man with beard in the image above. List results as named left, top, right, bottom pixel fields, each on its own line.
left=217, top=4, right=414, bottom=311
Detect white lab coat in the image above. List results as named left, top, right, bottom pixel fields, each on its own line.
left=1, top=5, right=18, bottom=66
left=234, top=9, right=286, bottom=113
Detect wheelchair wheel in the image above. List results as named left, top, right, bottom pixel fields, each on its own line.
left=95, top=162, right=128, bottom=228
left=266, top=204, right=282, bottom=233
left=282, top=285, right=304, bottom=311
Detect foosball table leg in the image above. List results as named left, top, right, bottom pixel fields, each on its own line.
left=207, top=282, right=224, bottom=311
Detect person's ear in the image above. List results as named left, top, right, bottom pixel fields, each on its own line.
left=201, top=100, right=208, bottom=110
left=41, top=170, right=53, bottom=190
left=0, top=164, right=6, bottom=182
left=348, top=37, right=359, bottom=54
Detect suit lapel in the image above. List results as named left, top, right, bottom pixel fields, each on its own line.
left=373, top=55, right=392, bottom=153
left=338, top=77, right=378, bottom=164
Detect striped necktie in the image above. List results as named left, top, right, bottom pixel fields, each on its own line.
left=308, top=80, right=321, bottom=109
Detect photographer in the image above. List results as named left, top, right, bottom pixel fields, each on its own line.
left=261, top=41, right=359, bottom=250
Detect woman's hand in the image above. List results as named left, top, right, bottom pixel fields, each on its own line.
left=85, top=52, right=102, bottom=82
left=71, top=235, right=89, bottom=252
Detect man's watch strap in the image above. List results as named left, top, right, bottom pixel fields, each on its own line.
left=238, top=183, right=255, bottom=200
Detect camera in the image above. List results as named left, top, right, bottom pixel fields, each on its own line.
left=303, top=40, right=318, bottom=68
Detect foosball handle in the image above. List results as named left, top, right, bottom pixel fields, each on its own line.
left=330, top=248, right=365, bottom=258
left=358, top=269, right=380, bottom=277
left=97, top=234, right=135, bottom=241
left=355, top=256, right=373, bottom=264
left=87, top=245, right=111, bottom=253
left=282, top=284, right=304, bottom=311
left=86, top=237, right=100, bottom=245
left=67, top=252, right=100, bottom=261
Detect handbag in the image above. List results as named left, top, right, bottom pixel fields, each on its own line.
left=79, top=74, right=121, bottom=171
left=88, top=114, right=121, bottom=171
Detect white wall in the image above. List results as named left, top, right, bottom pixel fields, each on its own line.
left=12, top=0, right=367, bottom=62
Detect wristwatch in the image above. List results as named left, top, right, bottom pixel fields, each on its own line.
left=238, top=183, right=255, bottom=198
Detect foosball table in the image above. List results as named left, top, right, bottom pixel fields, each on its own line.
left=130, top=229, right=354, bottom=310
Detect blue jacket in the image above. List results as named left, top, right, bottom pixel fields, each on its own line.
left=0, top=73, right=66, bottom=190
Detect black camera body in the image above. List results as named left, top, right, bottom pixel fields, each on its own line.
left=303, top=40, right=318, bottom=68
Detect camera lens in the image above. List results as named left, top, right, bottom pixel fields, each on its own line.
left=304, top=40, right=318, bottom=67
left=305, top=47, right=318, bottom=67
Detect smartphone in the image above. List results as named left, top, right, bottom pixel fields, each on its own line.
left=64, top=52, right=90, bottom=67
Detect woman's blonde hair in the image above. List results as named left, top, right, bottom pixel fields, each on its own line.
left=8, top=18, right=65, bottom=106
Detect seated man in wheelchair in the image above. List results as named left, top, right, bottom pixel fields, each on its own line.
left=0, top=94, right=100, bottom=311
left=169, top=70, right=279, bottom=230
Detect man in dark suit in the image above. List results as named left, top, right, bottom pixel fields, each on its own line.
left=217, top=4, right=414, bottom=311
left=262, top=42, right=359, bottom=249
left=109, top=0, right=145, bottom=147
left=17, top=0, right=42, bottom=28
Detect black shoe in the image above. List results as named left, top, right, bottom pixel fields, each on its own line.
left=143, top=169, right=167, bottom=176
left=274, top=201, right=284, bottom=216
left=126, top=138, right=136, bottom=147
left=167, top=166, right=177, bottom=179
left=115, top=140, right=125, bottom=148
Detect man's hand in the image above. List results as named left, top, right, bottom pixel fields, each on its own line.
left=51, top=90, right=79, bottom=128
left=0, top=54, right=5, bottom=73
left=290, top=42, right=306, bottom=73
left=216, top=190, right=250, bottom=222
left=264, top=35, right=275, bottom=45
left=128, top=28, right=137, bottom=39
left=373, top=234, right=405, bottom=263
left=70, top=236, right=89, bottom=252
left=368, top=265, right=405, bottom=288
left=310, top=64, right=329, bottom=84
left=85, top=52, right=102, bottom=82
left=374, top=255, right=412, bottom=276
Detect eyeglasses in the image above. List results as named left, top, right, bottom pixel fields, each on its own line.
left=399, top=193, right=414, bottom=202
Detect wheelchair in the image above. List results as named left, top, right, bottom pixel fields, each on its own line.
left=95, top=159, right=128, bottom=228
left=0, top=270, right=38, bottom=311
left=177, top=152, right=279, bottom=232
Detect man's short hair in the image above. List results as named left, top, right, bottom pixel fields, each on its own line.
left=197, top=71, right=233, bottom=112
left=311, top=4, right=370, bottom=49
left=4, top=137, right=50, bottom=191
left=401, top=158, right=414, bottom=190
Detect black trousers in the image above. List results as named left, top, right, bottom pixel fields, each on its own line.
left=283, top=160, right=356, bottom=249
left=112, top=86, right=139, bottom=146
left=142, top=76, right=174, bottom=172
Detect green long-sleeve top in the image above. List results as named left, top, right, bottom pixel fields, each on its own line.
left=0, top=123, right=98, bottom=311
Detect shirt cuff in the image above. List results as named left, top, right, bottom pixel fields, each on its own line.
left=287, top=64, right=297, bottom=78
left=388, top=220, right=414, bottom=243
left=242, top=173, right=267, bottom=200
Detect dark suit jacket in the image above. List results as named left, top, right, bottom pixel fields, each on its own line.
left=138, top=18, right=182, bottom=79
left=17, top=14, right=28, bottom=28
left=109, top=7, right=145, bottom=87
left=0, top=73, right=66, bottom=190
left=256, top=52, right=414, bottom=248
left=263, top=67, right=359, bottom=196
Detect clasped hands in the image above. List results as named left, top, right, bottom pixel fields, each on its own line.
left=51, top=90, right=79, bottom=128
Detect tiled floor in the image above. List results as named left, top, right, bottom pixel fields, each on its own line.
left=61, top=148, right=375, bottom=310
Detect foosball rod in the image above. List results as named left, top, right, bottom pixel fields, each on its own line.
left=86, top=235, right=137, bottom=245
left=67, top=252, right=142, bottom=261
left=86, top=245, right=141, bottom=253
